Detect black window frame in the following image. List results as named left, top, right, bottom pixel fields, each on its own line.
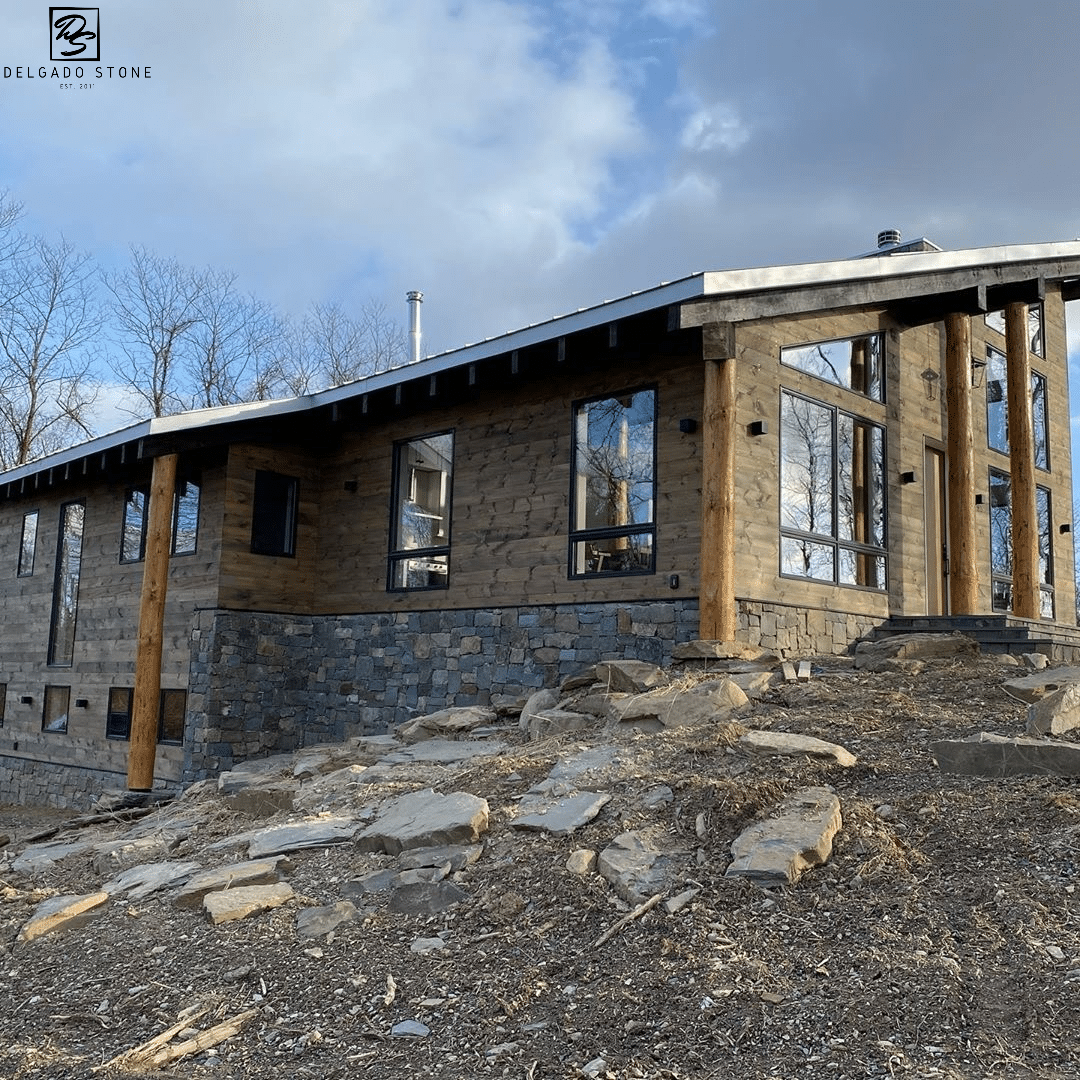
left=172, top=476, right=201, bottom=556
left=42, top=684, right=70, bottom=734
left=48, top=500, right=85, bottom=667
left=18, top=509, right=38, bottom=577
left=780, top=332, right=885, bottom=402
left=985, top=345, right=1050, bottom=470
left=120, top=485, right=149, bottom=563
left=251, top=469, right=298, bottom=557
left=106, top=685, right=187, bottom=744
left=988, top=467, right=1054, bottom=618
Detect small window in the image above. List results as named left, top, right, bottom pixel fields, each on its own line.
left=781, top=333, right=884, bottom=401
left=18, top=511, right=38, bottom=576
left=172, top=478, right=200, bottom=555
left=388, top=433, right=454, bottom=590
left=570, top=389, right=656, bottom=577
left=106, top=686, right=132, bottom=740
left=121, top=487, right=149, bottom=562
left=159, top=689, right=186, bottom=744
left=0, top=683, right=6, bottom=728
left=251, top=470, right=298, bottom=557
left=42, top=685, right=70, bottom=734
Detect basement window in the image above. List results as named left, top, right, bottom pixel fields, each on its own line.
left=388, top=432, right=453, bottom=590
left=0, top=683, right=5, bottom=727
left=781, top=333, right=884, bottom=401
left=18, top=510, right=38, bottom=576
left=106, top=687, right=132, bottom=739
left=570, top=388, right=656, bottom=577
left=251, top=470, right=298, bottom=557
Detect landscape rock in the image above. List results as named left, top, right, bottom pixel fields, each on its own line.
left=398, top=844, right=483, bottom=872
left=725, top=787, right=842, bottom=887
left=1003, top=667, right=1080, bottom=704
left=203, top=882, right=295, bottom=925
left=391, top=1020, right=431, bottom=1038
left=397, top=705, right=496, bottom=743
left=671, top=640, right=773, bottom=662
left=387, top=880, right=470, bottom=914
left=595, top=659, right=669, bottom=693
left=854, top=632, right=979, bottom=671
left=519, top=689, right=561, bottom=733
left=356, top=789, right=489, bottom=854
left=341, top=869, right=400, bottom=899
left=597, top=831, right=676, bottom=903
left=1027, top=683, right=1080, bottom=736
left=737, top=730, right=857, bottom=767
left=248, top=817, right=361, bottom=858
left=525, top=708, right=594, bottom=741
left=609, top=678, right=747, bottom=731
left=295, top=900, right=358, bottom=939
left=224, top=785, right=295, bottom=818
left=102, top=860, right=202, bottom=900
left=11, top=840, right=90, bottom=875
left=293, top=764, right=375, bottom=811
left=512, top=792, right=611, bottom=836
left=378, top=739, right=508, bottom=766
left=933, top=732, right=1080, bottom=777
left=410, top=936, right=447, bottom=953
left=174, top=857, right=290, bottom=908
left=566, top=849, right=596, bottom=875
left=17, top=891, right=110, bottom=943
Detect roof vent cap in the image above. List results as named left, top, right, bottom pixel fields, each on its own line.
left=877, top=228, right=902, bottom=248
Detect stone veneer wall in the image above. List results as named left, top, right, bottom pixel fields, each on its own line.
left=737, top=599, right=882, bottom=656
left=0, top=755, right=183, bottom=811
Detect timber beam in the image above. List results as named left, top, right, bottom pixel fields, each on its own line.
left=944, top=313, right=979, bottom=613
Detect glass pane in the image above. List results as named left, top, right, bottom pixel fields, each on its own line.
left=573, top=392, right=655, bottom=533
left=838, top=549, right=886, bottom=589
left=992, top=579, right=1012, bottom=612
left=48, top=502, right=84, bottom=666
left=781, top=334, right=883, bottom=400
left=837, top=416, right=885, bottom=548
left=251, top=470, right=298, bottom=556
left=1040, top=588, right=1055, bottom=619
left=18, top=510, right=38, bottom=576
left=985, top=347, right=1008, bottom=454
left=781, top=394, right=834, bottom=537
left=781, top=535, right=834, bottom=581
left=106, top=687, right=132, bottom=739
left=1029, top=305, right=1044, bottom=357
left=42, top=685, right=70, bottom=733
left=989, top=470, right=1011, bottom=576
left=395, top=433, right=453, bottom=552
left=573, top=533, right=654, bottom=576
left=121, top=487, right=148, bottom=561
left=173, top=480, right=200, bottom=554
left=1031, top=372, right=1048, bottom=470
left=984, top=310, right=1006, bottom=336
left=159, top=689, right=186, bottom=744
left=1037, top=487, right=1052, bottom=586
left=390, top=553, right=449, bottom=590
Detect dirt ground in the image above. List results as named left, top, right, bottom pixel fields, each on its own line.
left=2, top=654, right=1080, bottom=1079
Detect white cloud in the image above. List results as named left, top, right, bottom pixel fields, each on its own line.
left=679, top=101, right=750, bottom=153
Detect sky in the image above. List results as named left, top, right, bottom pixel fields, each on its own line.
left=2, top=0, right=1080, bottom=386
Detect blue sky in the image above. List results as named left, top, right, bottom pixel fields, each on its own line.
left=1, top=0, right=1079, bottom=387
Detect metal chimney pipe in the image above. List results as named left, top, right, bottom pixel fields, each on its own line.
left=406, top=290, right=423, bottom=363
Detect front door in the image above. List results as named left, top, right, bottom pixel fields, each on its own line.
left=924, top=446, right=948, bottom=615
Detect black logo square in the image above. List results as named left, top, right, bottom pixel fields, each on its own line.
left=50, top=7, right=100, bottom=61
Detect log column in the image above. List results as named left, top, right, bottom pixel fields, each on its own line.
left=700, top=350, right=737, bottom=641
left=1005, top=301, right=1040, bottom=619
left=127, top=452, right=177, bottom=792
left=944, top=313, right=979, bottom=613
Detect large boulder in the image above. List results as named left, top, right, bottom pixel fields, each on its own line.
left=609, top=678, right=747, bottom=731
left=934, top=733, right=1080, bottom=777
left=854, top=632, right=978, bottom=671
left=356, top=789, right=489, bottom=855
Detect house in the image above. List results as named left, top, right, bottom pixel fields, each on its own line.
left=2, top=233, right=1079, bottom=808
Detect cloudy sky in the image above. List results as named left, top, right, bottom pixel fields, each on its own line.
left=2, top=0, right=1080, bottom=363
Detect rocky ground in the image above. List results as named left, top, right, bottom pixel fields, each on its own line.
left=3, top=638, right=1080, bottom=1079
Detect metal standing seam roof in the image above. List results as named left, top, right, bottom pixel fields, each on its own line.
left=4, top=239, right=1080, bottom=489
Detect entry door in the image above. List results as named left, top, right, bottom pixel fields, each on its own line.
left=924, top=446, right=948, bottom=615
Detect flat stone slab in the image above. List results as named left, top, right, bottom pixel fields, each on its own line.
left=512, top=791, right=612, bottom=836
left=1028, top=684, right=1080, bottom=736
left=726, top=787, right=842, bottom=887
left=398, top=844, right=483, bottom=872
left=609, top=678, right=747, bottom=731
left=1004, top=667, right=1080, bottom=704
left=18, top=891, right=110, bottom=942
left=526, top=709, right=594, bottom=741
left=398, top=706, right=497, bottom=743
left=356, top=789, right=489, bottom=855
left=595, top=660, right=669, bottom=694
left=379, top=739, right=508, bottom=766
left=11, top=840, right=90, bottom=874
left=854, top=632, right=978, bottom=671
left=934, top=733, right=1080, bottom=777
left=103, top=860, right=202, bottom=900
left=597, top=831, right=675, bottom=904
left=296, top=900, right=358, bottom=939
left=548, top=745, right=627, bottom=784
left=671, top=640, right=774, bottom=662
left=342, top=869, right=401, bottom=899
left=203, top=882, right=295, bottom=925
left=737, top=730, right=857, bottom=767
left=174, top=857, right=289, bottom=908
left=387, top=880, right=470, bottom=915
left=294, top=765, right=376, bottom=811
left=248, top=817, right=361, bottom=859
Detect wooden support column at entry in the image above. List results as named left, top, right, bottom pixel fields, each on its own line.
left=127, top=452, right=177, bottom=792
left=700, top=338, right=737, bottom=641
left=944, top=314, right=979, bottom=613
left=1005, top=301, right=1040, bottom=619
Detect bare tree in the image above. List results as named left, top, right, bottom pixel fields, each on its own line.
left=0, top=235, right=100, bottom=468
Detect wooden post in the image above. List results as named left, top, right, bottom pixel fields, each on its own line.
left=700, top=356, right=736, bottom=640
left=944, top=314, right=979, bottom=614
left=127, top=453, right=177, bottom=792
left=1005, top=301, right=1039, bottom=619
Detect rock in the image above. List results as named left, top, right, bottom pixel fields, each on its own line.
left=933, top=733, right=1080, bottom=777
left=640, top=785, right=674, bottom=809
left=854, top=632, right=979, bottom=671
left=566, top=849, right=596, bottom=875
left=391, top=1020, right=431, bottom=1038
left=203, top=882, right=295, bottom=925
left=379, top=739, right=508, bottom=766
left=398, top=705, right=497, bottom=743
left=595, top=659, right=669, bottom=693
left=512, top=792, right=612, bottom=836
left=11, top=840, right=90, bottom=874
left=293, top=765, right=375, bottom=811
left=295, top=900, right=357, bottom=939
left=103, top=860, right=202, bottom=900
left=174, top=857, right=290, bottom=908
left=358, top=789, right=489, bottom=855
left=248, top=817, right=361, bottom=858
left=519, top=689, right=561, bottom=733
left=17, top=891, right=110, bottom=942
left=991, top=653, right=1021, bottom=666
left=217, top=757, right=293, bottom=793
left=664, top=888, right=698, bottom=914
left=725, top=787, right=842, bottom=887
left=341, top=869, right=401, bottom=900
left=526, top=708, right=594, bottom=741
left=560, top=668, right=599, bottom=693
left=609, top=678, right=747, bottom=731
left=549, top=746, right=627, bottom=786
left=597, top=831, right=675, bottom=903
left=1028, top=684, right=1080, bottom=736
left=387, top=881, right=470, bottom=915
left=398, top=844, right=483, bottom=872
left=737, top=730, right=857, bottom=767
left=491, top=692, right=527, bottom=717
left=225, top=785, right=295, bottom=817
left=729, top=671, right=777, bottom=699
left=1004, top=667, right=1080, bottom=704
left=1024, top=652, right=1050, bottom=670
left=671, top=640, right=773, bottom=662
left=410, top=936, right=447, bottom=953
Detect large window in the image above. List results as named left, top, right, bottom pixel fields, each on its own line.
left=48, top=501, right=84, bottom=666
left=988, top=468, right=1054, bottom=617
left=780, top=333, right=884, bottom=401
left=985, top=346, right=1049, bottom=469
left=780, top=391, right=886, bottom=588
left=570, top=389, right=656, bottom=577
left=251, top=470, right=298, bottom=557
left=389, top=432, right=453, bottom=590
left=106, top=686, right=187, bottom=744
left=18, top=510, right=38, bottom=576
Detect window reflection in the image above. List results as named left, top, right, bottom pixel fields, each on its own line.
left=781, top=334, right=883, bottom=400
left=389, top=432, right=453, bottom=589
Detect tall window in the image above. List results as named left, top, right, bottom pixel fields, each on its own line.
left=780, top=333, right=884, bottom=401
left=251, top=470, right=298, bottom=557
left=172, top=478, right=200, bottom=554
left=780, top=391, right=886, bottom=588
left=48, top=501, right=84, bottom=666
left=988, top=468, right=1054, bottom=617
left=570, top=389, right=656, bottom=577
left=42, top=685, right=70, bottom=734
left=18, top=510, right=38, bottom=576
left=985, top=346, right=1049, bottom=468
left=389, top=432, right=453, bottom=590
left=121, top=486, right=149, bottom=562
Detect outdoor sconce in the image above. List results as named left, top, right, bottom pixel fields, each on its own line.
left=20, top=695, right=32, bottom=705
left=1061, top=524, right=1072, bottom=535
left=921, top=369, right=939, bottom=400
left=343, top=480, right=358, bottom=493
left=901, top=470, right=918, bottom=485
left=971, top=359, right=986, bottom=388
left=747, top=420, right=769, bottom=436
left=678, top=418, right=697, bottom=434
left=75, top=698, right=89, bottom=709
left=975, top=493, right=985, bottom=505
